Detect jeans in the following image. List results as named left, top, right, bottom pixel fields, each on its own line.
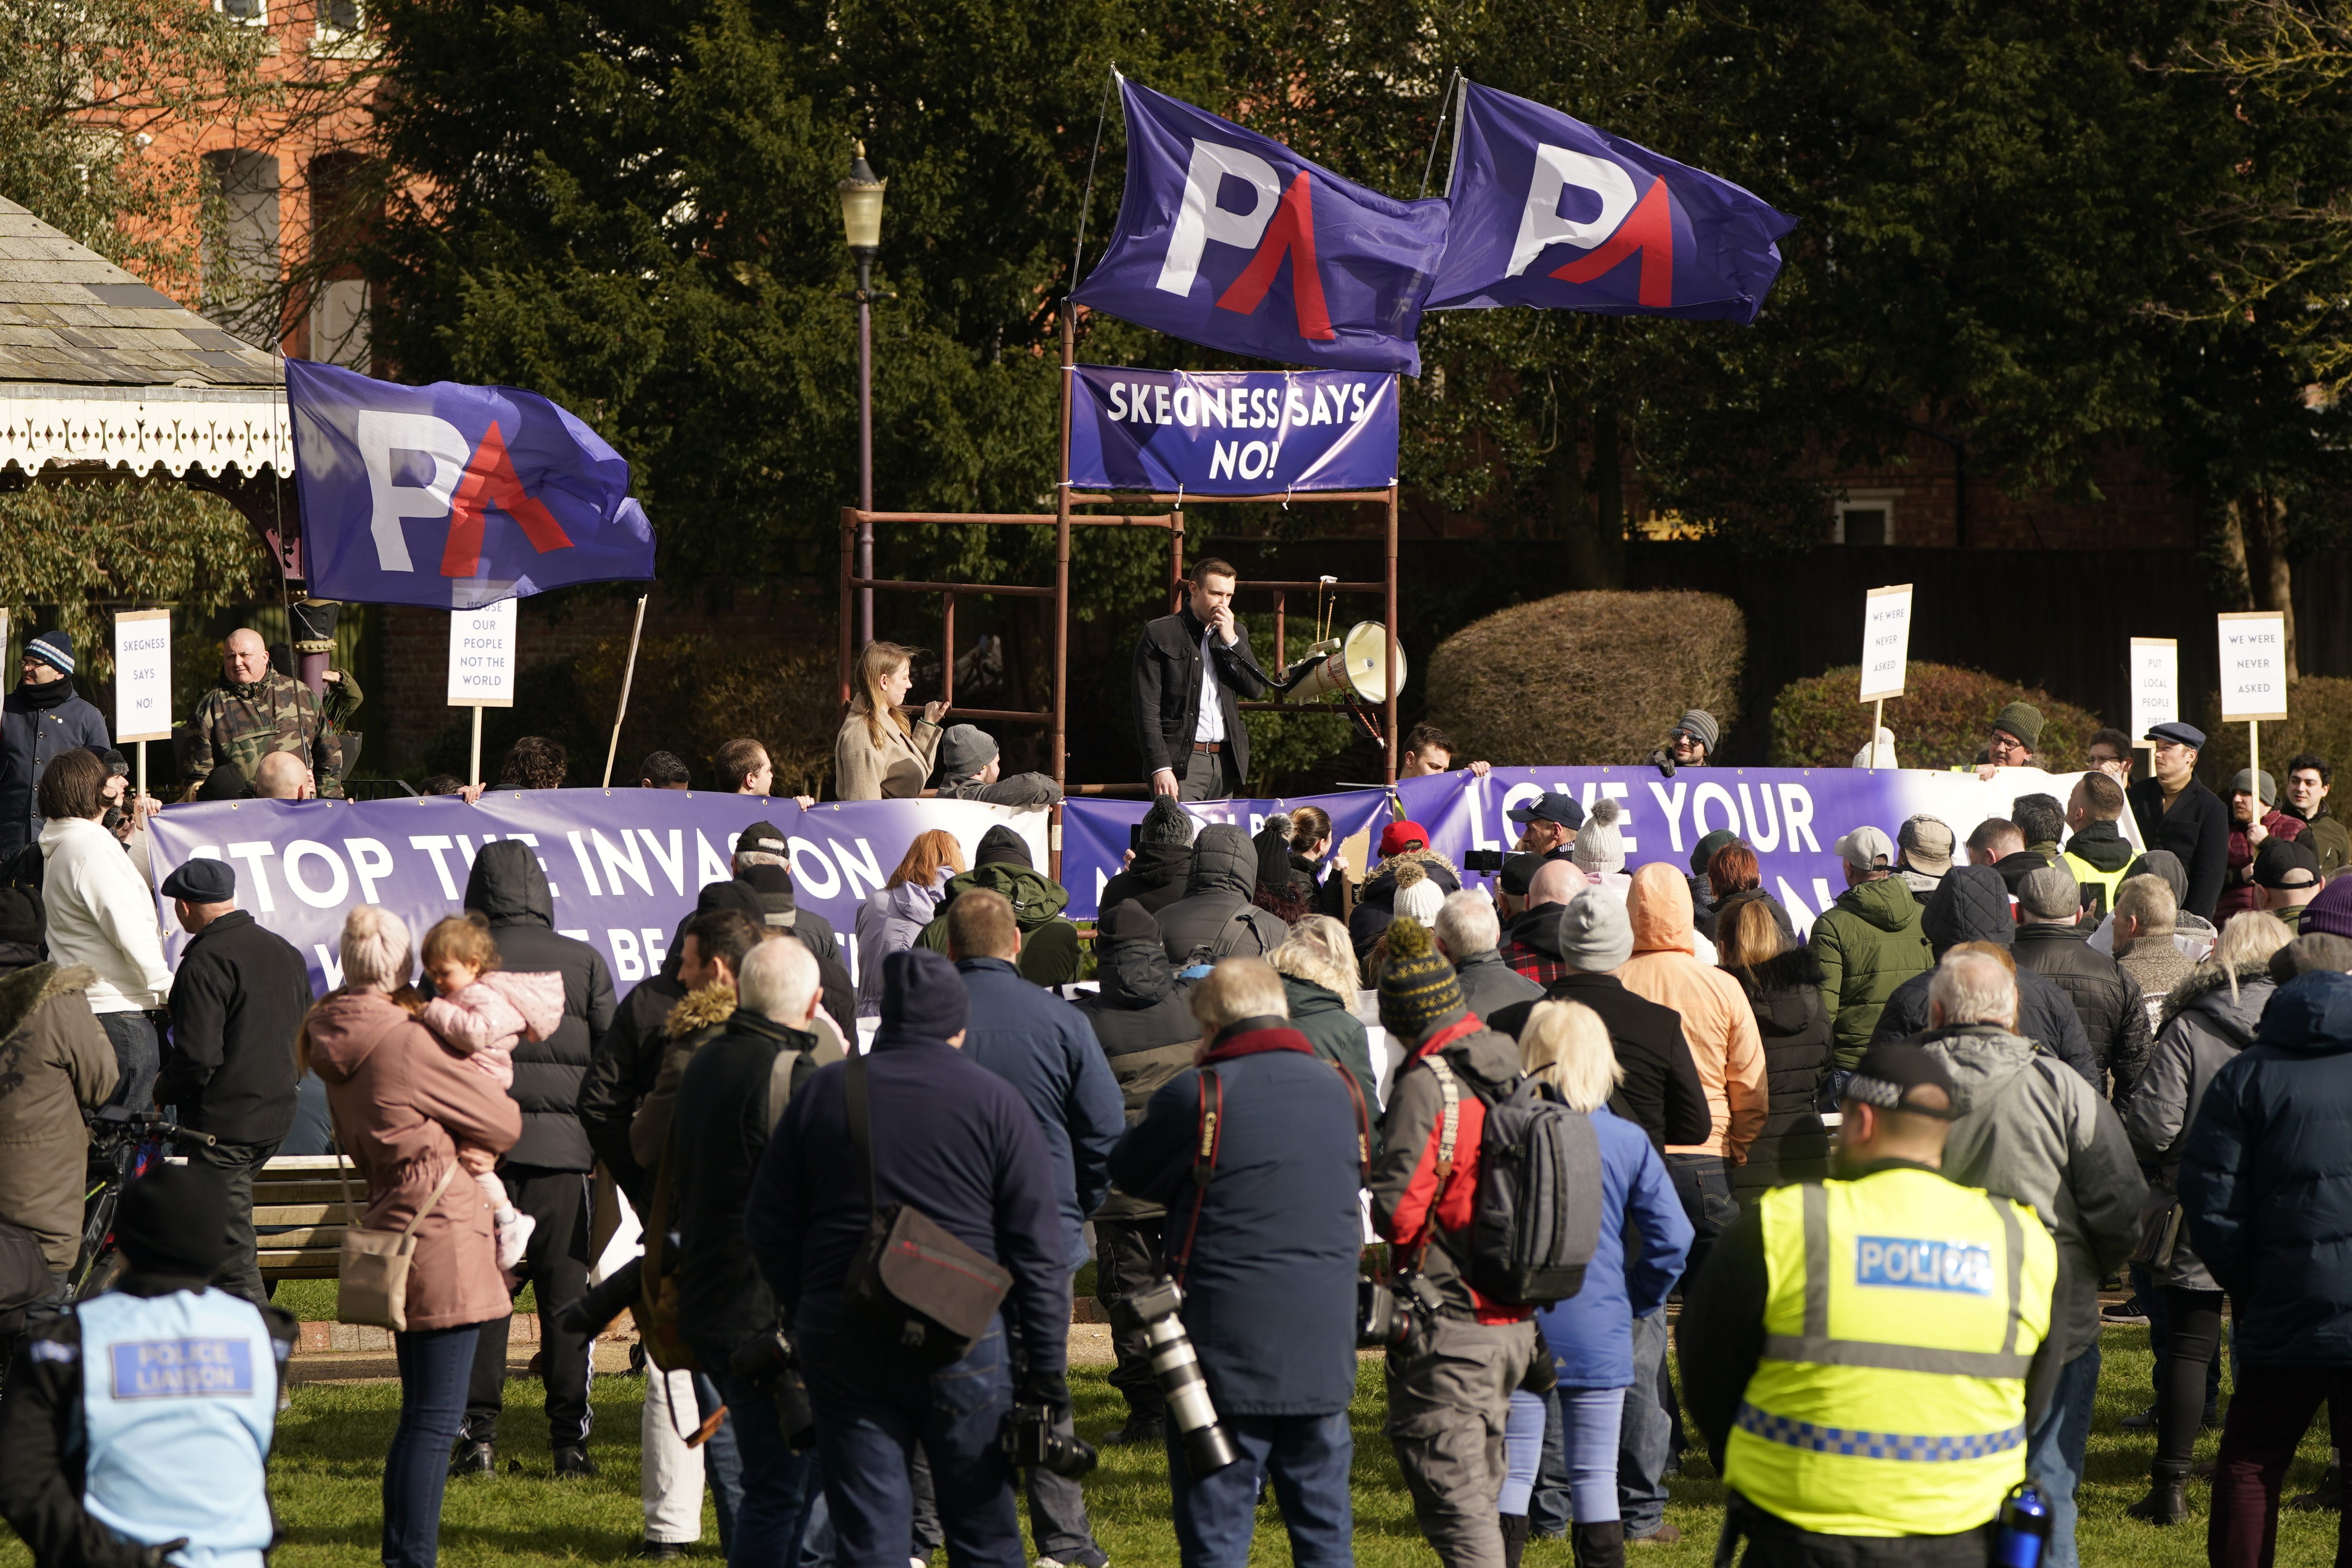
left=1664, top=1154, right=1737, bottom=1289
left=2156, top=1288, right=2229, bottom=1476
left=1012, top=1304, right=1102, bottom=1563
left=183, top=1135, right=281, bottom=1308
left=1530, top=1385, right=1627, bottom=1535
left=2025, top=1343, right=2099, bottom=1568
left=796, top=1449, right=941, bottom=1568
left=1617, top=1313, right=1674, bottom=1537
left=98, top=1010, right=159, bottom=1110
left=385, top=1324, right=479, bottom=1568
left=694, top=1338, right=822, bottom=1568
left=2210, top=1362, right=2352, bottom=1568
left=1167, top=1410, right=1352, bottom=1568
left=796, top=1294, right=1023, bottom=1568
left=1500, top=1391, right=1545, bottom=1516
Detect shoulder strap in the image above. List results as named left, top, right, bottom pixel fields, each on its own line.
left=1331, top=1060, right=1372, bottom=1184
left=844, top=1045, right=878, bottom=1217
left=1169, top=1068, right=1224, bottom=1285
left=1411, top=1054, right=1465, bottom=1273
left=327, top=1102, right=457, bottom=1238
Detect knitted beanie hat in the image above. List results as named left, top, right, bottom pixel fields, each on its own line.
left=1378, top=917, right=1465, bottom=1042
left=1393, top=861, right=1445, bottom=925
left=1573, top=796, right=1625, bottom=876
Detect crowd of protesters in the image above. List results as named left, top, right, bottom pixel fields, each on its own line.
left=7, top=596, right=2352, bottom=1568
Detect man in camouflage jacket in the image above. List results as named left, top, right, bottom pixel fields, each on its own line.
left=181, top=629, right=353, bottom=800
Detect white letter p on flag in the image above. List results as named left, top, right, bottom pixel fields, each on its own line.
left=1509, top=145, right=1637, bottom=278
left=353, top=409, right=471, bottom=573
left=1155, top=140, right=1282, bottom=297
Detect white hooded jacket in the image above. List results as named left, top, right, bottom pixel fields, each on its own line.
left=38, top=814, right=170, bottom=1012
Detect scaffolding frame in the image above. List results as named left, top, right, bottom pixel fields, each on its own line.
left=836, top=310, right=1403, bottom=867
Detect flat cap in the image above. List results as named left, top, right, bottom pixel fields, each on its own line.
left=159, top=857, right=236, bottom=904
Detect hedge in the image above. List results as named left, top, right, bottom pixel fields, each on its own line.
left=1422, top=591, right=1744, bottom=766
left=2195, top=677, right=2352, bottom=789
left=1769, top=662, right=2103, bottom=770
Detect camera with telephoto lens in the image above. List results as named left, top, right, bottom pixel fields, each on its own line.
left=1358, top=1272, right=1445, bottom=1349
left=730, top=1328, right=819, bottom=1451
left=1109, top=1278, right=1239, bottom=1477
left=999, top=1402, right=1098, bottom=1478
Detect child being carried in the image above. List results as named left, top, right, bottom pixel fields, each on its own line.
left=418, top=913, right=567, bottom=1273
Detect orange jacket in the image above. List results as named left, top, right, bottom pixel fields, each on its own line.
left=1617, top=863, right=1767, bottom=1163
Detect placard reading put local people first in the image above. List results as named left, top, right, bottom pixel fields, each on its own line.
left=2218, top=612, right=2290, bottom=722
left=112, top=610, right=173, bottom=744
left=2130, top=637, right=2179, bottom=736
left=447, top=598, right=518, bottom=708
left=1858, top=584, right=1914, bottom=703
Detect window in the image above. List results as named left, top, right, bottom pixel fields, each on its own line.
left=309, top=278, right=369, bottom=369
left=314, top=0, right=371, bottom=51
left=202, top=149, right=281, bottom=348
left=1833, top=490, right=1902, bottom=546
left=218, top=0, right=265, bottom=22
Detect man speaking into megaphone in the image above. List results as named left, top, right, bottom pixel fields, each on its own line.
left=1133, top=559, right=1274, bottom=802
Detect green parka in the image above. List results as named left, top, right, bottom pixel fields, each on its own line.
left=1806, top=874, right=1934, bottom=1067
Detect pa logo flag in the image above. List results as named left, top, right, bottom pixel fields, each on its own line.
left=1426, top=82, right=1795, bottom=323
left=1074, top=78, right=1449, bottom=376
left=286, top=359, right=657, bottom=610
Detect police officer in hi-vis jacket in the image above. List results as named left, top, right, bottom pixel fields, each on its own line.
left=1676, top=1043, right=2059, bottom=1568
left=0, top=1165, right=295, bottom=1568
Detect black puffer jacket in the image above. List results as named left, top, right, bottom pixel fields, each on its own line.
left=2124, top=963, right=2271, bottom=1292
left=1349, top=849, right=1462, bottom=958
left=1074, top=917, right=1199, bottom=1224
left=1869, top=866, right=2101, bottom=1091
left=1098, top=840, right=1193, bottom=921
left=1156, top=825, right=1290, bottom=964
left=732, top=865, right=855, bottom=1038
left=2013, top=921, right=2152, bottom=1105
left=462, top=840, right=616, bottom=1171
left=1726, top=950, right=1833, bottom=1195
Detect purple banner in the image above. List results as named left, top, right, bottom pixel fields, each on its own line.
left=1073, top=78, right=1449, bottom=375
left=287, top=358, right=657, bottom=610
left=1064, top=766, right=2136, bottom=935
left=145, top=792, right=1049, bottom=996
left=1427, top=81, right=1795, bottom=323
left=1068, top=364, right=1397, bottom=494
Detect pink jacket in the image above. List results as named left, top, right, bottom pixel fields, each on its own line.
left=1617, top=862, right=1767, bottom=1163
left=419, top=971, right=566, bottom=1090
left=304, top=988, right=521, bottom=1331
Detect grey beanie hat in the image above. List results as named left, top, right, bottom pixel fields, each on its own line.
left=1557, top=889, right=1634, bottom=973
left=1675, top=709, right=1720, bottom=752
left=1573, top=796, right=1626, bottom=876
left=939, top=724, right=999, bottom=781
left=2231, top=768, right=2278, bottom=807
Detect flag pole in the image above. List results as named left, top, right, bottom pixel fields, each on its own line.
left=601, top=594, right=650, bottom=788
left=1419, top=69, right=1462, bottom=199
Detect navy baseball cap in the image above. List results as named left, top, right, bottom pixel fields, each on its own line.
left=2146, top=722, right=2205, bottom=749
left=1507, top=792, right=1586, bottom=830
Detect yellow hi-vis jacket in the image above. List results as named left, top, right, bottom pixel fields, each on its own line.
left=2063, top=852, right=2131, bottom=921
left=1725, top=1166, right=2058, bottom=1538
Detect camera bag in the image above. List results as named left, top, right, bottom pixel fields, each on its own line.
left=841, top=1047, right=1011, bottom=1368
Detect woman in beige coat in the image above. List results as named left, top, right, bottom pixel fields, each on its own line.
left=833, top=640, right=947, bottom=800
left=302, top=904, right=519, bottom=1568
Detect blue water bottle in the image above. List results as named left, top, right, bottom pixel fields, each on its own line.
left=1995, top=1480, right=2053, bottom=1568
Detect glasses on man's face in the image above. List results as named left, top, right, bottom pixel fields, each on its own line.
left=1989, top=735, right=2028, bottom=761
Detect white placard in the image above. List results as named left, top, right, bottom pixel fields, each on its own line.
left=1857, top=584, right=1914, bottom=703
left=2218, top=611, right=2289, bottom=722
left=447, top=598, right=518, bottom=709
left=2129, top=638, right=2178, bottom=738
left=112, top=609, right=173, bottom=744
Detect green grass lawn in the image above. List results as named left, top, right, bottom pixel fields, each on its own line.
left=2, top=1336, right=2343, bottom=1566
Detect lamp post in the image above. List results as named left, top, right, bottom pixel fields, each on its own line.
left=839, top=141, right=887, bottom=647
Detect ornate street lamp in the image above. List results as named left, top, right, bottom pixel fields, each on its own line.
left=839, top=142, right=887, bottom=645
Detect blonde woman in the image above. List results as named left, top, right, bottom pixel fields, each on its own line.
left=1516, top=1000, right=1692, bottom=1563
left=833, top=641, right=946, bottom=800
left=1268, top=915, right=1380, bottom=1133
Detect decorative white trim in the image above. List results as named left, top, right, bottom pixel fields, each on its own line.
left=0, top=384, right=291, bottom=478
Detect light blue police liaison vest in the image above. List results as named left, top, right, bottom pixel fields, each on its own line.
left=77, top=1288, right=279, bottom=1568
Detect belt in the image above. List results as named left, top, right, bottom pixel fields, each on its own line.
left=1191, top=741, right=1224, bottom=754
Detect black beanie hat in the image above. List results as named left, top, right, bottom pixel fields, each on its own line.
left=696, top=879, right=764, bottom=918
left=116, top=1164, right=233, bottom=1277
left=196, top=761, right=255, bottom=802
left=1138, top=796, right=1194, bottom=849
left=976, top=825, right=1032, bottom=869
left=880, top=948, right=970, bottom=1039
left=1103, top=902, right=1160, bottom=942
left=0, top=887, right=40, bottom=948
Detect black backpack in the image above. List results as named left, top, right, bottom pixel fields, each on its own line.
left=1421, top=1058, right=1603, bottom=1307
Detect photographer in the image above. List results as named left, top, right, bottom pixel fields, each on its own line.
left=1105, top=958, right=1364, bottom=1567
left=745, top=949, right=1068, bottom=1566
left=671, top=936, right=843, bottom=1568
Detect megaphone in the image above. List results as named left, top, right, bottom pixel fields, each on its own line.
left=1281, top=622, right=1406, bottom=705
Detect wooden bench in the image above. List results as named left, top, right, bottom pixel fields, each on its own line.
left=255, top=1154, right=358, bottom=1284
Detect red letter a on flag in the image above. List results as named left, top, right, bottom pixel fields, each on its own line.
left=440, top=421, right=578, bottom=578
left=1215, top=171, right=1337, bottom=341
left=1552, top=176, right=1675, bottom=307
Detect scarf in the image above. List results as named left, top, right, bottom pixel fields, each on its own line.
left=11, top=677, right=75, bottom=712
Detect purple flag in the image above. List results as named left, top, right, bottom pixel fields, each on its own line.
left=286, top=358, right=657, bottom=609
left=1426, top=82, right=1795, bottom=323
left=1073, top=78, right=1449, bottom=375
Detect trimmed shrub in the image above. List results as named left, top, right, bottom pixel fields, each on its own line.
left=1423, top=591, right=1744, bottom=766
left=1769, top=662, right=2103, bottom=770
left=2195, top=678, right=2352, bottom=791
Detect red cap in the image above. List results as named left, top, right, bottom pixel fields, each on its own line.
left=1379, top=820, right=1430, bottom=858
